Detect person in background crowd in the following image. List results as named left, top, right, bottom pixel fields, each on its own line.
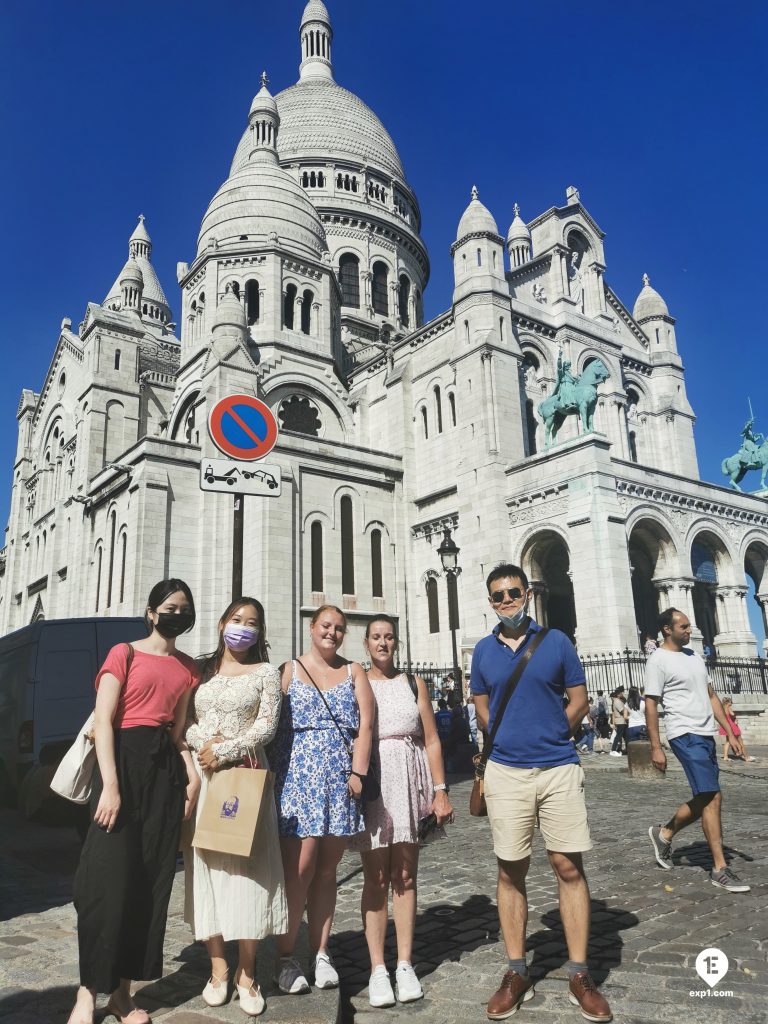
left=68, top=579, right=200, bottom=1024
left=471, top=562, right=612, bottom=1023
left=578, top=709, right=595, bottom=754
left=351, top=616, right=453, bottom=1007
left=645, top=608, right=750, bottom=893
left=609, top=686, right=628, bottom=757
left=719, top=697, right=756, bottom=762
left=270, top=605, right=374, bottom=995
left=465, top=693, right=479, bottom=748
left=643, top=633, right=658, bottom=656
left=434, top=699, right=453, bottom=760
left=184, top=597, right=287, bottom=1017
left=591, top=692, right=610, bottom=753
left=625, top=687, right=647, bottom=743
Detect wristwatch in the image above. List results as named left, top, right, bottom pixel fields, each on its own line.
left=434, top=782, right=449, bottom=793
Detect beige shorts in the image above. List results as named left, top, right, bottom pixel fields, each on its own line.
left=484, top=760, right=592, bottom=861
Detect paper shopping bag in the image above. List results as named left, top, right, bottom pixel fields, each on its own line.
left=192, top=766, right=274, bottom=857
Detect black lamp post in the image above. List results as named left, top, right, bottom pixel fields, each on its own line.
left=437, top=527, right=462, bottom=703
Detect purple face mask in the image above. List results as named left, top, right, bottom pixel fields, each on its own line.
left=223, top=624, right=259, bottom=651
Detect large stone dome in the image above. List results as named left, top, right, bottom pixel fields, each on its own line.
left=197, top=163, right=328, bottom=260
left=230, top=78, right=405, bottom=181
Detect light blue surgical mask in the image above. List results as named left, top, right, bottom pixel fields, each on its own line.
left=496, top=601, right=529, bottom=631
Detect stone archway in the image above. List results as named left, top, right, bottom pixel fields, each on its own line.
left=522, top=531, right=576, bottom=641
left=628, top=517, right=677, bottom=644
left=690, top=530, right=730, bottom=649
left=744, top=540, right=768, bottom=654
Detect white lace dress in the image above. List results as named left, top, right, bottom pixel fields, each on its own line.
left=183, top=663, right=288, bottom=942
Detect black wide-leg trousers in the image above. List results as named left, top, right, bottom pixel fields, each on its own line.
left=73, top=726, right=185, bottom=993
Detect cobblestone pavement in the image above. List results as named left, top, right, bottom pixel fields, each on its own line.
left=0, top=751, right=766, bottom=1024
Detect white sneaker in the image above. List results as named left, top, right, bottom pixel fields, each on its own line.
left=276, top=957, right=310, bottom=994
left=395, top=962, right=424, bottom=1003
left=609, top=751, right=622, bottom=757
left=369, top=966, right=396, bottom=1008
left=313, top=951, right=339, bottom=990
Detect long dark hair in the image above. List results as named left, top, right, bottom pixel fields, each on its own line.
left=627, top=687, right=641, bottom=711
left=201, top=597, right=269, bottom=677
left=145, top=578, right=196, bottom=633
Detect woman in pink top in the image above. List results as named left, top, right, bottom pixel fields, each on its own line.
left=719, top=698, right=755, bottom=762
left=67, top=579, right=201, bottom=1024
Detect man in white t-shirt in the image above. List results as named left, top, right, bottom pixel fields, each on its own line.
left=644, top=608, right=750, bottom=893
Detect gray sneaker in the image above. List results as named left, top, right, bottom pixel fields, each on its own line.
left=710, top=867, right=750, bottom=893
left=649, top=825, right=673, bottom=870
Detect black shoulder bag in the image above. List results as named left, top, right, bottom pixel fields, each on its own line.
left=469, top=628, right=549, bottom=817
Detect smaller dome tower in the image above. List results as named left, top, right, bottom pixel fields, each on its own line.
left=299, top=1, right=333, bottom=81
left=119, top=258, right=143, bottom=313
left=248, top=72, right=280, bottom=164
left=211, top=283, right=248, bottom=345
left=451, top=185, right=505, bottom=296
left=633, top=273, right=677, bottom=353
left=506, top=203, right=531, bottom=268
left=103, top=216, right=172, bottom=324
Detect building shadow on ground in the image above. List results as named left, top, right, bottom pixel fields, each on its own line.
left=528, top=900, right=639, bottom=985
left=334, top=891, right=500, bottom=1019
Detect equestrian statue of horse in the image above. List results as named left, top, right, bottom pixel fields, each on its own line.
left=538, top=357, right=611, bottom=448
left=721, top=439, right=768, bottom=491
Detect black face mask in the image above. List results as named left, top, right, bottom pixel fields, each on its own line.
left=153, top=611, right=194, bottom=638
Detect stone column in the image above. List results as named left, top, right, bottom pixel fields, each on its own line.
left=481, top=351, right=499, bottom=453
left=756, top=592, right=768, bottom=654
left=362, top=271, right=372, bottom=315
left=530, top=581, right=549, bottom=626
left=312, top=301, right=320, bottom=337
left=294, top=294, right=303, bottom=331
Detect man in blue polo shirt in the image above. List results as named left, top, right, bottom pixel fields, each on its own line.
left=471, top=563, right=611, bottom=1022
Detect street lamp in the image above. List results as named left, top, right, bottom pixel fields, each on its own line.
left=437, top=527, right=462, bottom=702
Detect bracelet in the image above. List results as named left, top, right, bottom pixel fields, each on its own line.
left=434, top=782, right=448, bottom=792
left=347, top=771, right=367, bottom=781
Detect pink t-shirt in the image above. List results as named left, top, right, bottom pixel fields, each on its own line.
left=718, top=712, right=741, bottom=738
left=95, top=644, right=200, bottom=728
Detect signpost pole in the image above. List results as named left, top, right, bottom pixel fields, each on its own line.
left=232, top=493, right=244, bottom=599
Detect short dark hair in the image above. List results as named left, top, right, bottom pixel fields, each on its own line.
left=658, top=607, right=682, bottom=637
left=145, top=578, right=196, bottom=633
left=364, top=614, right=399, bottom=643
left=486, top=562, right=529, bottom=592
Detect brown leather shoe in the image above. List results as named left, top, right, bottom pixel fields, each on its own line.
left=486, top=970, right=535, bottom=1019
left=568, top=971, right=612, bottom=1022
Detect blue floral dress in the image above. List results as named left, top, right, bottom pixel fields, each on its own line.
left=271, top=661, right=364, bottom=838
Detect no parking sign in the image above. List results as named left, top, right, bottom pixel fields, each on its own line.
left=208, top=394, right=278, bottom=461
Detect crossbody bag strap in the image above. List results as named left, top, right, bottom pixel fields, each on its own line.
left=124, top=642, right=134, bottom=681
left=295, top=657, right=354, bottom=759
left=480, top=627, right=549, bottom=768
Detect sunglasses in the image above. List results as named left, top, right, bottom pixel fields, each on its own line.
left=489, top=587, right=527, bottom=604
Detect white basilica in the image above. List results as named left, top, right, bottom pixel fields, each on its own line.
left=2, top=1, right=767, bottom=664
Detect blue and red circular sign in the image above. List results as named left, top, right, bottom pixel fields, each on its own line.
left=208, top=394, right=278, bottom=461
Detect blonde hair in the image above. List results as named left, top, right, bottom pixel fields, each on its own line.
left=310, top=604, right=347, bottom=631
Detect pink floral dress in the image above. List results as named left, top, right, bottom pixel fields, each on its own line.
left=350, top=674, right=434, bottom=851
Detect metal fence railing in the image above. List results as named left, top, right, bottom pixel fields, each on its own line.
left=405, top=653, right=768, bottom=700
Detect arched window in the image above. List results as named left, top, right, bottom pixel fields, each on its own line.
left=94, top=546, right=103, bottom=613
left=338, top=253, right=360, bottom=307
left=230, top=281, right=240, bottom=298
left=421, top=406, right=428, bottom=439
left=119, top=531, right=127, bottom=603
left=477, top=248, right=482, bottom=267
left=114, top=349, right=121, bottom=370
left=106, top=510, right=117, bottom=608
left=525, top=399, right=538, bottom=456
left=499, top=317, right=504, bottom=342
left=245, top=279, right=259, bottom=326
left=103, top=401, right=125, bottom=465
left=464, top=320, right=470, bottom=344
left=284, top=284, right=297, bottom=329
left=434, top=387, right=443, bottom=433
left=371, top=529, right=383, bottom=598
left=426, top=576, right=440, bottom=633
left=372, top=261, right=388, bottom=316
left=301, top=289, right=313, bottom=335
left=398, top=275, right=410, bottom=326
left=415, top=289, right=423, bottom=326
left=279, top=395, right=322, bottom=436
left=628, top=430, right=638, bottom=463
left=171, top=390, right=200, bottom=443
left=340, top=496, right=355, bottom=594
left=448, top=392, right=457, bottom=427
left=311, top=521, right=324, bottom=593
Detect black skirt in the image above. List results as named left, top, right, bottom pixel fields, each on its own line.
left=73, top=726, right=186, bottom=993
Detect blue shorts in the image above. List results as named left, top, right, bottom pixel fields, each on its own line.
left=669, top=733, right=720, bottom=796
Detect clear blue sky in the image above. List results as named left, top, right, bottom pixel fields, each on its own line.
left=2, top=1, right=766, bottom=640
